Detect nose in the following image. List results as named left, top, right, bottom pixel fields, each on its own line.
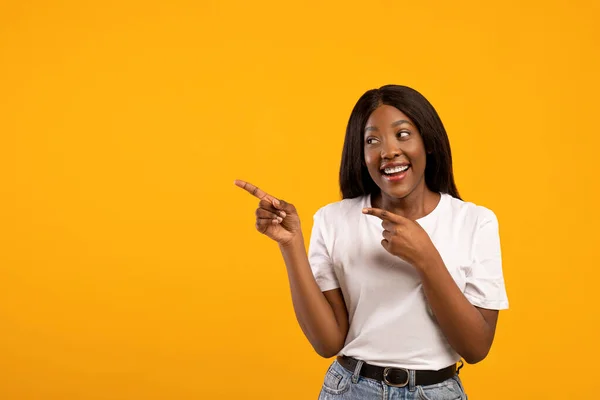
left=381, top=140, right=401, bottom=159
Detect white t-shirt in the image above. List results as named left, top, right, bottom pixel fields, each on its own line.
left=308, top=192, right=509, bottom=370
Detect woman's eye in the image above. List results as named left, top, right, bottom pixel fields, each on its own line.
left=398, top=131, right=410, bottom=138
left=366, top=138, right=379, bottom=144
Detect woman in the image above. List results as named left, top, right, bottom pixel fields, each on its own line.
left=235, top=85, right=509, bottom=399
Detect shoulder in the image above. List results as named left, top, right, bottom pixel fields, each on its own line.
left=443, top=194, right=498, bottom=228
left=313, top=195, right=369, bottom=222
left=311, top=196, right=368, bottom=243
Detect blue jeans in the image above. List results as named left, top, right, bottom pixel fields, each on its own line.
left=318, top=359, right=468, bottom=400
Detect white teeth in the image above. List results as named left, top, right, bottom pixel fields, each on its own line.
left=383, top=165, right=409, bottom=174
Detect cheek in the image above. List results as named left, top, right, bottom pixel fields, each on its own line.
left=406, top=143, right=427, bottom=165
left=412, top=151, right=427, bottom=166
left=363, top=150, right=377, bottom=166
left=363, top=154, right=380, bottom=178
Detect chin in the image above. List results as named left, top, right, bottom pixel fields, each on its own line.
left=386, top=188, right=413, bottom=200
left=376, top=183, right=413, bottom=200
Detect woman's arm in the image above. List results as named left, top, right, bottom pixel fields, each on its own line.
left=362, top=206, right=502, bottom=364
left=416, top=255, right=498, bottom=364
left=234, top=179, right=348, bottom=358
left=279, top=235, right=349, bottom=358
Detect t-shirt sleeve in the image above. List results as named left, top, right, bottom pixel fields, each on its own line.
left=308, top=207, right=340, bottom=292
left=463, top=209, right=509, bottom=310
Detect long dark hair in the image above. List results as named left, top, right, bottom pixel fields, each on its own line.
left=339, top=85, right=461, bottom=200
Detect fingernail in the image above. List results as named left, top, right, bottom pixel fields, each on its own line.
left=273, top=199, right=281, bottom=207
left=277, top=217, right=283, bottom=223
left=362, top=208, right=368, bottom=213
left=279, top=211, right=286, bottom=218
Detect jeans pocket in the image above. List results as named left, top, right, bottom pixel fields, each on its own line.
left=320, top=362, right=351, bottom=396
left=417, top=376, right=466, bottom=400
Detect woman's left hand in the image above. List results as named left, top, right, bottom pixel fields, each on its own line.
left=362, top=207, right=438, bottom=269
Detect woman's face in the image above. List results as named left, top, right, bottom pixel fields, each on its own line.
left=363, top=105, right=428, bottom=200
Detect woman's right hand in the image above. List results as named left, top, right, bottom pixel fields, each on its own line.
left=234, top=179, right=301, bottom=245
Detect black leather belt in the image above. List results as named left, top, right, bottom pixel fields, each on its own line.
left=336, top=356, right=456, bottom=387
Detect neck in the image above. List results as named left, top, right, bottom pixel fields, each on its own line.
left=372, top=186, right=441, bottom=221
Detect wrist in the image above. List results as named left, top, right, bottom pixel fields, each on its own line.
left=414, top=249, right=443, bottom=275
left=278, top=232, right=304, bottom=249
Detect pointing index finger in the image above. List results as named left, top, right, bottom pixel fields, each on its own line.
left=362, top=207, right=402, bottom=223
left=234, top=179, right=275, bottom=202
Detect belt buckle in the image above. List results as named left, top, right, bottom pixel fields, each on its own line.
left=383, top=367, right=409, bottom=388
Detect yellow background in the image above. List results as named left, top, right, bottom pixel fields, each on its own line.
left=1, top=1, right=598, bottom=399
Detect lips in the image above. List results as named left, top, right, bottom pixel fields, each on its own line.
left=380, top=163, right=411, bottom=175
left=379, top=163, right=411, bottom=183
left=380, top=161, right=410, bottom=168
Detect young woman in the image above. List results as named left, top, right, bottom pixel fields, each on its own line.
left=235, top=85, right=509, bottom=399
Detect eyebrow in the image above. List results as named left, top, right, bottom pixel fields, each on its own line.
left=364, top=119, right=413, bottom=132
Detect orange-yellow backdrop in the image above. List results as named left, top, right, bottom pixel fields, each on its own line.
left=1, top=1, right=598, bottom=399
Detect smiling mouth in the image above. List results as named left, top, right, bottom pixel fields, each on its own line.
left=381, top=164, right=410, bottom=175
